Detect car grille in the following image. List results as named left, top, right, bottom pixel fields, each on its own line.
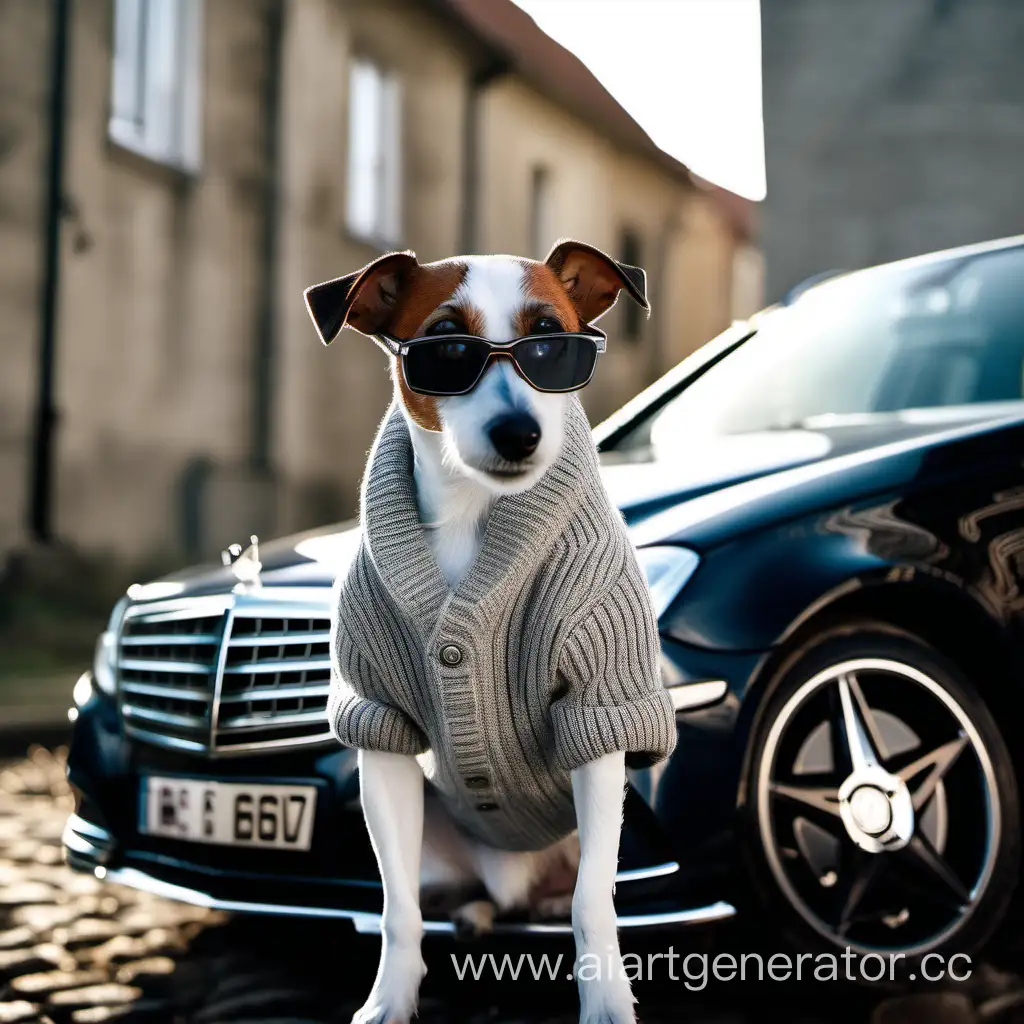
left=118, top=596, right=334, bottom=755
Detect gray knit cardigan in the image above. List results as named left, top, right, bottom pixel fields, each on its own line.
left=327, top=396, right=677, bottom=850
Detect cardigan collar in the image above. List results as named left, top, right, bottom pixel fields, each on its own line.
left=360, top=396, right=601, bottom=627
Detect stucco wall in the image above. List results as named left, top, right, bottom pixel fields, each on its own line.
left=669, top=191, right=738, bottom=366
left=1, top=0, right=752, bottom=567
left=473, top=77, right=733, bottom=425
left=762, top=0, right=1024, bottom=300
left=272, top=0, right=472, bottom=536
left=50, top=0, right=274, bottom=562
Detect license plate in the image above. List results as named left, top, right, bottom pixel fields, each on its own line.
left=141, top=777, right=316, bottom=851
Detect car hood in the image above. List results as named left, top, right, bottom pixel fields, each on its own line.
left=127, top=407, right=1024, bottom=602
left=605, top=403, right=1024, bottom=524
left=125, top=525, right=363, bottom=602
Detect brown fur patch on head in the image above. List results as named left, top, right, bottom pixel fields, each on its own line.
left=387, top=259, right=468, bottom=432
left=387, top=259, right=467, bottom=338
left=459, top=304, right=487, bottom=337
left=517, top=262, right=582, bottom=335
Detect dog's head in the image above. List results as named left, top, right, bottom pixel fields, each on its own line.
left=305, top=241, right=648, bottom=494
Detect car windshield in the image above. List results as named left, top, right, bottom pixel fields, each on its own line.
left=608, top=244, right=1024, bottom=463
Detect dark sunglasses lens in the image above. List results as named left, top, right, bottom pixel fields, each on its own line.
left=515, top=336, right=598, bottom=391
left=404, top=338, right=489, bottom=394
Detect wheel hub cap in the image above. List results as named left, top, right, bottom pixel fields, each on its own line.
left=838, top=763, right=915, bottom=853
left=848, top=786, right=891, bottom=835
left=757, top=657, right=1000, bottom=956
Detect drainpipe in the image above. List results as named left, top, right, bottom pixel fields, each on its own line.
left=29, top=0, right=71, bottom=542
left=252, top=0, right=284, bottom=473
left=460, top=60, right=507, bottom=255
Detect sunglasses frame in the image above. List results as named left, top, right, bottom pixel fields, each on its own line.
left=374, top=326, right=608, bottom=397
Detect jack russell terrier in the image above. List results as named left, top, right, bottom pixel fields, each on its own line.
left=305, top=240, right=676, bottom=1024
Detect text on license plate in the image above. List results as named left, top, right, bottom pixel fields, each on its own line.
left=142, top=777, right=316, bottom=851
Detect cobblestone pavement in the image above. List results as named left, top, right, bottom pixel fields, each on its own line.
left=0, top=747, right=1021, bottom=1024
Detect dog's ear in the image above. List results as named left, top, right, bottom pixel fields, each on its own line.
left=304, top=251, right=419, bottom=345
left=544, top=239, right=649, bottom=325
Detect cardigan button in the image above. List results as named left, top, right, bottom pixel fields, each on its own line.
left=465, top=775, right=489, bottom=790
left=476, top=802, right=499, bottom=812
left=440, top=644, right=463, bottom=666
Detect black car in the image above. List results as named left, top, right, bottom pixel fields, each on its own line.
left=65, top=236, right=1024, bottom=964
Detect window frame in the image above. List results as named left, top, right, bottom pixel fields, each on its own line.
left=345, top=56, right=403, bottom=247
left=108, top=0, right=203, bottom=173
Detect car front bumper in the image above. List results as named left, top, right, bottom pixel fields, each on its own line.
left=63, top=646, right=761, bottom=934
left=62, top=811, right=735, bottom=934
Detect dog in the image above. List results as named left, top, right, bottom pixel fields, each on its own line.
left=305, top=240, right=677, bottom=1024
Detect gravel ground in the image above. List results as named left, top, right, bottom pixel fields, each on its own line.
left=0, top=747, right=1021, bottom=1024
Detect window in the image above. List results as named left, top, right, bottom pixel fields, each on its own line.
left=529, top=166, right=553, bottom=259
left=619, top=228, right=643, bottom=341
left=109, top=0, right=203, bottom=170
left=606, top=245, right=1024, bottom=464
left=346, top=58, right=402, bottom=244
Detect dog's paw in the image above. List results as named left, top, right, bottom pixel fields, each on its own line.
left=578, top=1003, right=637, bottom=1024
left=451, top=898, right=496, bottom=940
left=351, top=1004, right=405, bottom=1024
left=351, top=945, right=426, bottom=1024
left=578, top=978, right=637, bottom=1024
left=351, top=986, right=420, bottom=1024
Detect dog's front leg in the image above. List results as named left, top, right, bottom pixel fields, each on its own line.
left=571, top=750, right=635, bottom=1024
left=353, top=749, right=426, bottom=1024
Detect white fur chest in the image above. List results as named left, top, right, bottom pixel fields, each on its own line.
left=423, top=516, right=484, bottom=590
left=409, top=426, right=495, bottom=589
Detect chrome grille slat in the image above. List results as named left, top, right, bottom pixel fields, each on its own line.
left=125, top=726, right=209, bottom=754
left=216, top=710, right=330, bottom=731
left=121, top=681, right=213, bottom=703
left=121, top=633, right=221, bottom=647
left=226, top=632, right=328, bottom=647
left=122, top=705, right=209, bottom=732
left=222, top=659, right=332, bottom=675
left=119, top=658, right=216, bottom=674
left=218, top=684, right=331, bottom=703
left=118, top=597, right=334, bottom=756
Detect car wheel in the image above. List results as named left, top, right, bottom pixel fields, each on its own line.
left=742, top=623, right=1020, bottom=966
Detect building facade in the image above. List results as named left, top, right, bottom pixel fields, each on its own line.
left=1, top=0, right=758, bottom=568
left=762, top=0, right=1024, bottom=301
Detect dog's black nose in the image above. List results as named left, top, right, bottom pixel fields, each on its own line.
left=489, top=412, right=541, bottom=462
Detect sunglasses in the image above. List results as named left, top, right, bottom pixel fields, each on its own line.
left=374, top=327, right=607, bottom=397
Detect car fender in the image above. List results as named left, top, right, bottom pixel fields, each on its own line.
left=659, top=503, right=922, bottom=653
left=661, top=491, right=1018, bottom=673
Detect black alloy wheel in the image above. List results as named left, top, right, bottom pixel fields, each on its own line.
left=743, top=625, right=1020, bottom=963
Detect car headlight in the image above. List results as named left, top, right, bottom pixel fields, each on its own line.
left=92, top=596, right=130, bottom=695
left=73, top=672, right=94, bottom=707
left=635, top=545, right=700, bottom=620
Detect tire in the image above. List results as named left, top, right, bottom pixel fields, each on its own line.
left=739, top=622, right=1020, bottom=976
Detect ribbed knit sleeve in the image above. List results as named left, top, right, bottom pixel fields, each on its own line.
left=328, top=629, right=428, bottom=756
left=551, top=562, right=677, bottom=772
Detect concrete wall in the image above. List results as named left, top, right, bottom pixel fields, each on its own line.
left=762, top=0, right=1024, bottom=301
left=0, top=1, right=52, bottom=555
